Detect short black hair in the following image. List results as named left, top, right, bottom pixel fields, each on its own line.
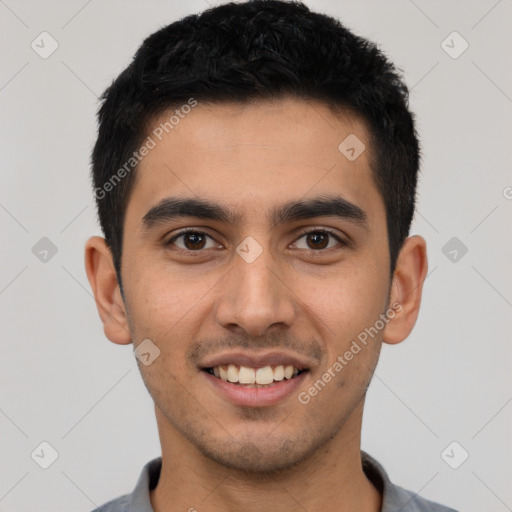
left=91, top=0, right=420, bottom=290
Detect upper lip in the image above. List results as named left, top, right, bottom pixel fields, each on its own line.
left=199, top=350, right=313, bottom=371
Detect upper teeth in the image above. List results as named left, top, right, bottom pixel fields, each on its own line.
left=212, top=364, right=300, bottom=384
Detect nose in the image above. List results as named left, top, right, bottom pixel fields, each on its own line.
left=214, top=243, right=296, bottom=337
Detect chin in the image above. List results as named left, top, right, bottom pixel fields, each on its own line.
left=195, top=430, right=326, bottom=474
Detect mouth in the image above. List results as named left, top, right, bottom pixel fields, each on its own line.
left=198, top=351, right=314, bottom=406
left=202, top=364, right=308, bottom=388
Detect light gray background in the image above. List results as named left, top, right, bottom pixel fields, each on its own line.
left=1, top=1, right=511, bottom=511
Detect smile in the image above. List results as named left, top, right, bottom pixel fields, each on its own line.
left=205, top=364, right=304, bottom=387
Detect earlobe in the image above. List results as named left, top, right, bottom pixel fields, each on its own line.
left=382, top=235, right=428, bottom=345
left=84, top=236, right=132, bottom=345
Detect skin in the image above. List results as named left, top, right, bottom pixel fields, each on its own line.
left=85, top=97, right=428, bottom=512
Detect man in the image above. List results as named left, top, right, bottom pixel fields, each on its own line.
left=85, top=1, right=457, bottom=511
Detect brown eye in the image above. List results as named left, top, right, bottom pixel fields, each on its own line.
left=182, top=232, right=206, bottom=250
left=293, top=230, right=344, bottom=251
left=167, top=231, right=218, bottom=251
left=305, top=232, right=329, bottom=249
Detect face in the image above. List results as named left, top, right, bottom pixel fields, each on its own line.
left=118, top=97, right=393, bottom=472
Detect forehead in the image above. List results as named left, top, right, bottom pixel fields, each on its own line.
left=126, top=97, right=384, bottom=228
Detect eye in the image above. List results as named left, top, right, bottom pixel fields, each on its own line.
left=167, top=230, right=220, bottom=251
left=292, top=229, right=345, bottom=251
left=165, top=228, right=347, bottom=253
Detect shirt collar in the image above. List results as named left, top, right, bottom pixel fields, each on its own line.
left=126, top=451, right=447, bottom=512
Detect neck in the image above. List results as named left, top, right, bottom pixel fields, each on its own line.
left=150, top=404, right=381, bottom=512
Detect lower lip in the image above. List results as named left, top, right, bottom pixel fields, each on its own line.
left=201, top=370, right=308, bottom=407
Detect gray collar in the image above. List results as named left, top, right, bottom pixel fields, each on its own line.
left=99, top=451, right=457, bottom=512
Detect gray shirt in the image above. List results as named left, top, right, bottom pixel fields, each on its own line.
left=91, top=452, right=458, bottom=512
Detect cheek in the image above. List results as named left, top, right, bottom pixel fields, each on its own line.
left=126, top=262, right=217, bottom=341
left=304, top=264, right=386, bottom=344
left=127, top=258, right=230, bottom=356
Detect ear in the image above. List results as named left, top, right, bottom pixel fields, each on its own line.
left=382, top=235, right=428, bottom=345
left=84, top=236, right=131, bottom=345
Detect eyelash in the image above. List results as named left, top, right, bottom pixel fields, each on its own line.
left=165, top=227, right=348, bottom=252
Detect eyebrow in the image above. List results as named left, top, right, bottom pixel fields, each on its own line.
left=142, top=195, right=369, bottom=231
